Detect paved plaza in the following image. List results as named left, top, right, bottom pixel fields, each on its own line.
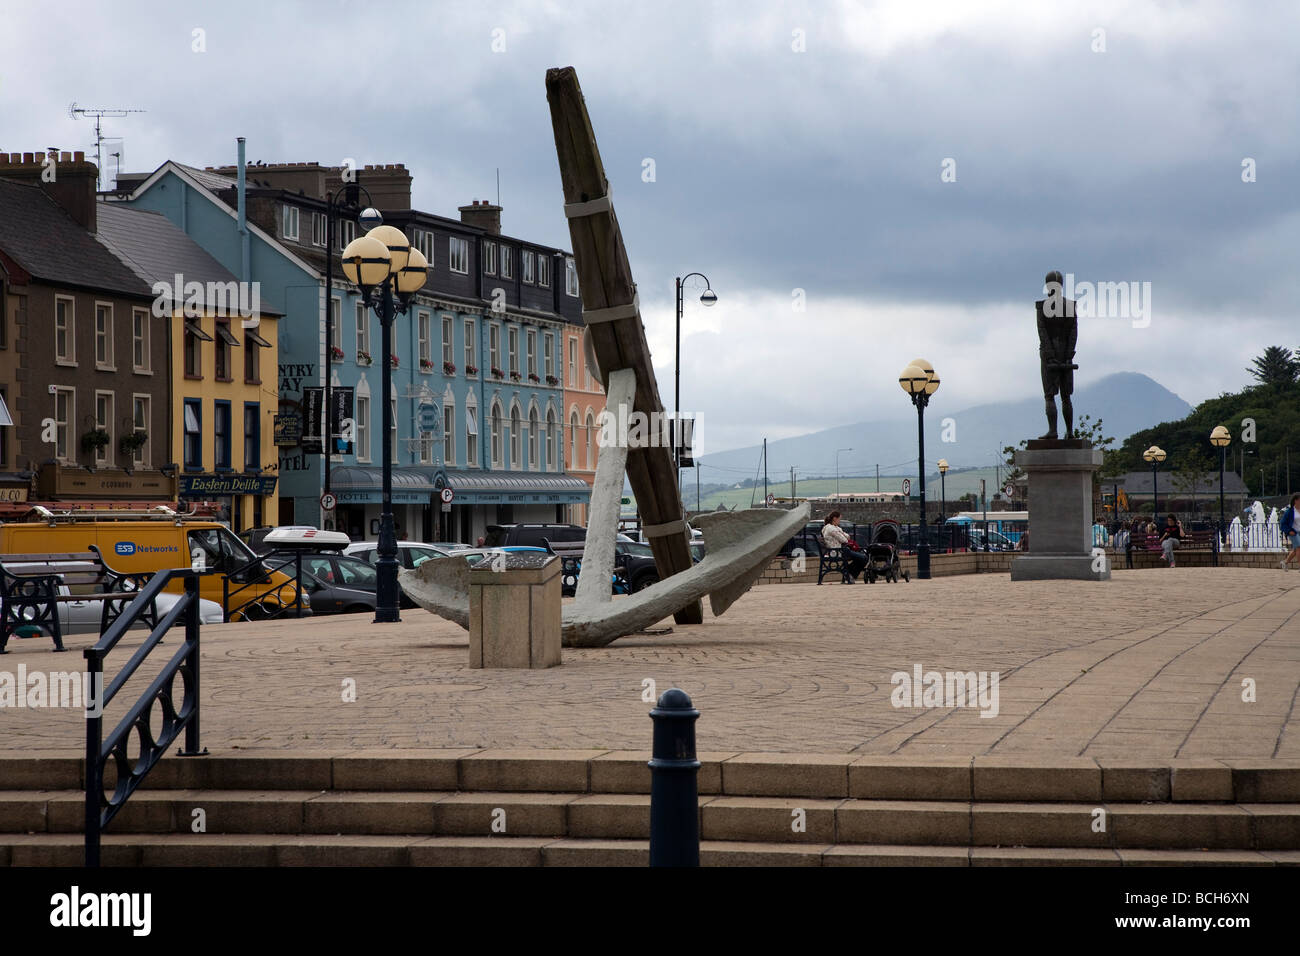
left=2, top=569, right=1299, bottom=760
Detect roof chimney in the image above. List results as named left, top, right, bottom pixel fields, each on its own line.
left=0, top=150, right=100, bottom=232
left=458, top=199, right=501, bottom=236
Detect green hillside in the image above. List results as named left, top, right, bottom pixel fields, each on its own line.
left=1112, top=379, right=1300, bottom=497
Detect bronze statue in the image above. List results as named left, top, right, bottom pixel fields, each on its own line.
left=1035, top=270, right=1078, bottom=439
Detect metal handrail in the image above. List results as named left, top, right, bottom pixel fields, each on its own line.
left=84, top=567, right=205, bottom=867
left=222, top=550, right=305, bottom=622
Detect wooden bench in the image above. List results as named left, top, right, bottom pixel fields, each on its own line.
left=0, top=549, right=156, bottom=653
left=1132, top=530, right=1217, bottom=552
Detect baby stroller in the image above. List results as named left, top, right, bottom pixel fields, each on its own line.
left=864, top=520, right=910, bottom=584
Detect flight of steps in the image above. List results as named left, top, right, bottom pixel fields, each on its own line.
left=3, top=751, right=1299, bottom=866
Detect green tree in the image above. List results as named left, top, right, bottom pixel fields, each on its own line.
left=1247, top=346, right=1300, bottom=388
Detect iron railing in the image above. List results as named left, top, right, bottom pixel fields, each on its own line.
left=222, top=550, right=307, bottom=622
left=85, top=568, right=205, bottom=867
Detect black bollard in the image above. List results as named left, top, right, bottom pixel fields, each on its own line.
left=648, top=688, right=701, bottom=867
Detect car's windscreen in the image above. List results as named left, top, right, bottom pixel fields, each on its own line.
left=337, top=559, right=377, bottom=587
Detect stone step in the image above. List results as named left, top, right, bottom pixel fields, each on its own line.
left=6, top=751, right=1300, bottom=803
left=3, top=833, right=1298, bottom=867
left=7, top=790, right=1300, bottom=849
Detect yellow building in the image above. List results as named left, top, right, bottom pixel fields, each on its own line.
left=170, top=308, right=279, bottom=531
left=96, top=203, right=282, bottom=531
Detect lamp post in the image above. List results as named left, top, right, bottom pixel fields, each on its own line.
left=1143, top=445, right=1166, bottom=527
left=835, top=448, right=852, bottom=496
left=937, top=458, right=948, bottom=552
left=899, top=359, right=940, bottom=580
left=1210, top=426, right=1230, bottom=566
left=341, top=220, right=429, bottom=623
left=674, top=273, right=716, bottom=492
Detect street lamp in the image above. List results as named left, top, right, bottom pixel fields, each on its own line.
left=899, top=359, right=939, bottom=580
left=937, top=459, right=949, bottom=522
left=321, top=185, right=375, bottom=506
left=835, top=448, right=853, bottom=495
left=1142, top=445, right=1167, bottom=526
left=341, top=222, right=429, bottom=623
left=1210, top=426, right=1231, bottom=566
left=674, top=273, right=716, bottom=492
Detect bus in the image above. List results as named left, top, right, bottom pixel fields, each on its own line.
left=945, top=511, right=1029, bottom=546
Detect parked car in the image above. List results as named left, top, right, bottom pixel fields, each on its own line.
left=295, top=552, right=417, bottom=614
left=238, top=526, right=334, bottom=555
left=1, top=560, right=226, bottom=635
left=343, top=541, right=462, bottom=568
left=484, top=524, right=588, bottom=548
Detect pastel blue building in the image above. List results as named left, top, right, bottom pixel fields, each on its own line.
left=113, top=150, right=590, bottom=542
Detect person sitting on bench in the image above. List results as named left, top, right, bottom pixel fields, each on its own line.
left=822, top=512, right=868, bottom=581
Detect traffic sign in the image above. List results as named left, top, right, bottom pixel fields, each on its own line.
left=320, top=492, right=337, bottom=512
left=1003, top=484, right=1014, bottom=497
left=902, top=478, right=911, bottom=496
left=765, top=493, right=775, bottom=505
left=439, top=487, right=455, bottom=504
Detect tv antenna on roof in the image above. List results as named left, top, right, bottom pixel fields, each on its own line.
left=68, top=102, right=146, bottom=191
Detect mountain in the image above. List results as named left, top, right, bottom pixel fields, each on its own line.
left=696, top=372, right=1191, bottom=479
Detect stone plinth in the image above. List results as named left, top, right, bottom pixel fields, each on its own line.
left=1011, top=444, right=1110, bottom=582
left=469, top=553, right=562, bottom=668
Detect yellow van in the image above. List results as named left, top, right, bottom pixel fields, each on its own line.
left=0, top=510, right=306, bottom=620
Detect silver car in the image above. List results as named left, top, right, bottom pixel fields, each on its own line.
left=3, top=561, right=224, bottom=636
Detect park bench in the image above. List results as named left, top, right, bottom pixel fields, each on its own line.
left=0, top=548, right=156, bottom=653
left=816, top=537, right=856, bottom=585
left=1131, top=529, right=1217, bottom=552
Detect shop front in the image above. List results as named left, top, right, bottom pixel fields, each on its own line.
left=17, top=462, right=178, bottom=520
left=177, top=472, right=279, bottom=531
left=437, top=470, right=593, bottom=546
left=329, top=466, right=437, bottom=541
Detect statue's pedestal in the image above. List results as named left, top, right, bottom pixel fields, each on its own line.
left=469, top=553, right=562, bottom=668
left=1011, top=443, right=1110, bottom=582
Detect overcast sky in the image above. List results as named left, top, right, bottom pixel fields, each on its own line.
left=4, top=1, right=1296, bottom=471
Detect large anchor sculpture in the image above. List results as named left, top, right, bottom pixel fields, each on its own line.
left=401, top=67, right=809, bottom=647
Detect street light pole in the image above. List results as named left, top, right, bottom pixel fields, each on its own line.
left=341, top=219, right=429, bottom=624
left=674, top=273, right=716, bottom=493
left=899, top=360, right=940, bottom=580
left=1210, top=426, right=1231, bottom=567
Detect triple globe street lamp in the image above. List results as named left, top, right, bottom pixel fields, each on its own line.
left=899, top=359, right=940, bottom=580
left=340, top=216, right=429, bottom=623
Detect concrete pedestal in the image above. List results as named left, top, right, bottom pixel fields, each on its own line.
left=1011, top=444, right=1110, bottom=582
left=469, top=552, right=562, bottom=668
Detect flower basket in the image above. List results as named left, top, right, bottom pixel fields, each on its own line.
left=527, top=373, right=541, bottom=383
left=81, top=429, right=111, bottom=453
left=420, top=359, right=436, bottom=372
left=466, top=364, right=479, bottom=375
left=509, top=371, right=522, bottom=382
left=490, top=366, right=505, bottom=379
left=356, top=350, right=372, bottom=366
left=545, top=374, right=560, bottom=386
left=119, top=431, right=147, bottom=455
left=389, top=354, right=400, bottom=368
left=331, top=346, right=345, bottom=362
left=442, top=361, right=457, bottom=375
